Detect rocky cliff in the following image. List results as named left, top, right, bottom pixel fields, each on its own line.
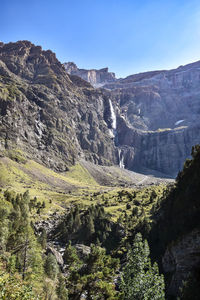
left=0, top=41, right=117, bottom=171
left=106, top=62, right=200, bottom=131
left=116, top=121, right=200, bottom=176
left=104, top=62, right=200, bottom=176
left=64, top=58, right=200, bottom=176
left=162, top=229, right=200, bottom=297
left=64, top=62, right=116, bottom=87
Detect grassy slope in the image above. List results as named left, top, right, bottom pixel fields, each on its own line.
left=0, top=153, right=169, bottom=223
left=0, top=156, right=100, bottom=214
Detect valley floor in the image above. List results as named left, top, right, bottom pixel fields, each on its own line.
left=0, top=154, right=173, bottom=220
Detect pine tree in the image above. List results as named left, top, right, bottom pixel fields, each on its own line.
left=63, top=242, right=80, bottom=268
left=120, top=233, right=165, bottom=300
left=85, top=216, right=95, bottom=240
left=44, top=253, right=59, bottom=280
left=73, top=213, right=81, bottom=231
left=38, top=228, right=47, bottom=249
left=57, top=273, right=68, bottom=300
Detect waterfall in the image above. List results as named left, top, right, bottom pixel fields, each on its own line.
left=118, top=149, right=125, bottom=169
left=109, top=99, right=116, bottom=130
left=108, top=99, right=117, bottom=142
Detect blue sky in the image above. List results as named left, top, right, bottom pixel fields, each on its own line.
left=1, top=0, right=200, bottom=78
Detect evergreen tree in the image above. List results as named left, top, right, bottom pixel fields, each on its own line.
left=73, top=213, right=81, bottom=231
left=44, top=253, right=59, bottom=280
left=56, top=273, right=68, bottom=300
left=85, top=216, right=95, bottom=240
left=120, top=233, right=165, bottom=300
left=63, top=242, right=80, bottom=268
left=38, top=229, right=47, bottom=249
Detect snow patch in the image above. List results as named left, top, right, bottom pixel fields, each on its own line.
left=175, top=120, right=184, bottom=126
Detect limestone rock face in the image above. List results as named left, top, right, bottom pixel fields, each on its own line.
left=65, top=59, right=200, bottom=176
left=64, top=62, right=116, bottom=87
left=106, top=63, right=200, bottom=131
left=162, top=229, right=200, bottom=296
left=104, top=62, right=200, bottom=176
left=116, top=122, right=200, bottom=176
left=0, top=41, right=116, bottom=170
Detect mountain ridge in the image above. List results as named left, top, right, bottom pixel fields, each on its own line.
left=1, top=40, right=200, bottom=177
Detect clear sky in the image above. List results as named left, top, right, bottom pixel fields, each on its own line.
left=1, top=0, right=200, bottom=78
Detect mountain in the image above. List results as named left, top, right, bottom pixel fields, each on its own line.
left=0, top=41, right=118, bottom=172
left=1, top=40, right=200, bottom=179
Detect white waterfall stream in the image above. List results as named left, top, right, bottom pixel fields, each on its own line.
left=118, top=149, right=125, bottom=169
left=108, top=100, right=125, bottom=168
left=109, top=99, right=116, bottom=130
left=108, top=99, right=117, bottom=141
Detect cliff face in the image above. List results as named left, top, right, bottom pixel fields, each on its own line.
left=64, top=62, right=116, bottom=87
left=162, top=229, right=200, bottom=296
left=106, top=63, right=200, bottom=131
left=0, top=41, right=116, bottom=171
left=104, top=62, right=200, bottom=176
left=64, top=59, right=200, bottom=176
left=116, top=121, right=200, bottom=176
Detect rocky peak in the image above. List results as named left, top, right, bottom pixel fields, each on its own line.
left=64, top=62, right=116, bottom=87
left=0, top=40, right=69, bottom=86
left=0, top=40, right=56, bottom=62
left=64, top=62, right=78, bottom=73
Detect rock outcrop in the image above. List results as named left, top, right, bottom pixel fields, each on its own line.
left=46, top=244, right=64, bottom=266
left=64, top=62, right=116, bottom=87
left=162, top=229, right=200, bottom=296
left=75, top=244, right=91, bottom=258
